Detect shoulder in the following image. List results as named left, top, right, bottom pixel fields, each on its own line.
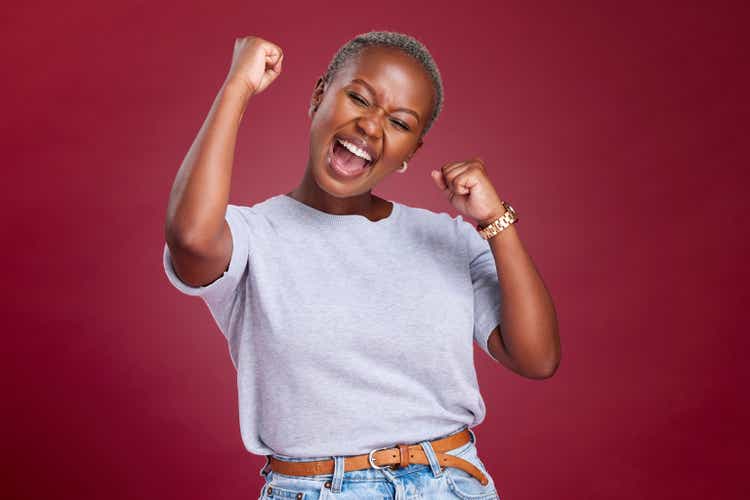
left=225, top=194, right=284, bottom=221
left=394, top=201, right=483, bottom=261
left=217, top=197, right=284, bottom=243
left=396, top=201, right=476, bottom=236
left=229, top=194, right=278, bottom=213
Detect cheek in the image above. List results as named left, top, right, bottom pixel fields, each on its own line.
left=384, top=138, right=413, bottom=159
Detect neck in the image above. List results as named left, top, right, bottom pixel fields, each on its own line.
left=289, top=164, right=384, bottom=217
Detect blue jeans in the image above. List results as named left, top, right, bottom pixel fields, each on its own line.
left=257, top=425, right=501, bottom=499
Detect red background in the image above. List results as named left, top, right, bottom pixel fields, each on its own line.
left=4, top=1, right=748, bottom=498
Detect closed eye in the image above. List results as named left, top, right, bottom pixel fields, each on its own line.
left=348, top=92, right=368, bottom=106
left=348, top=92, right=410, bottom=132
left=391, top=119, right=409, bottom=131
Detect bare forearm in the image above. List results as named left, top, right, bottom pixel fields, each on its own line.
left=487, top=223, right=560, bottom=377
left=164, top=79, right=251, bottom=249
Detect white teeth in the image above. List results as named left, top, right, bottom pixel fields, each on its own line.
left=336, top=138, right=372, bottom=162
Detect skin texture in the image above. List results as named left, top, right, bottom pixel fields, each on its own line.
left=288, top=45, right=432, bottom=221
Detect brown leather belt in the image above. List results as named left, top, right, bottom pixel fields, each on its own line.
left=267, top=428, right=489, bottom=486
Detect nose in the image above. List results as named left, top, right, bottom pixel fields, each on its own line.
left=356, top=105, right=385, bottom=140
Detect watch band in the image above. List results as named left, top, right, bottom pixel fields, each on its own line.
left=476, top=200, right=518, bottom=240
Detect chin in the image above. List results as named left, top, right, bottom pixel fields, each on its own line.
left=318, top=176, right=366, bottom=198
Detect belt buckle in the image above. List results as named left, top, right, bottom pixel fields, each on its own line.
left=368, top=445, right=395, bottom=470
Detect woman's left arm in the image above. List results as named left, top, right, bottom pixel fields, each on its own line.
left=482, top=219, right=560, bottom=379
left=431, top=158, right=561, bottom=379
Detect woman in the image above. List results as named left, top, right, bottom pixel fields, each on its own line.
left=163, top=31, right=560, bottom=500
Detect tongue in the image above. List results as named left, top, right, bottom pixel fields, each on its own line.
left=333, top=141, right=368, bottom=172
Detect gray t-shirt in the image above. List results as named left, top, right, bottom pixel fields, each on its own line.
left=162, top=193, right=503, bottom=457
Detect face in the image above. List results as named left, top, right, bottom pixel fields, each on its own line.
left=307, top=46, right=433, bottom=196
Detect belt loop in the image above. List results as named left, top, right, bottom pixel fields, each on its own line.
left=467, top=427, right=477, bottom=445
left=418, top=440, right=444, bottom=478
left=259, top=455, right=272, bottom=478
left=330, top=456, right=345, bottom=493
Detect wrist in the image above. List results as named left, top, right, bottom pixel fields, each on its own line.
left=477, top=202, right=507, bottom=228
left=221, top=78, right=255, bottom=102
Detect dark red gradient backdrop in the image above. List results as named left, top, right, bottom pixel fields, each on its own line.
left=3, top=1, right=748, bottom=499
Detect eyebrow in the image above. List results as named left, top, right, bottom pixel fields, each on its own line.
left=351, top=78, right=421, bottom=123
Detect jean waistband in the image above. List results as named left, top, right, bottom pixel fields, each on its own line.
left=259, top=424, right=482, bottom=500
left=260, top=424, right=476, bottom=477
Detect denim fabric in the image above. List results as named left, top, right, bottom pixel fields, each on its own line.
left=257, top=425, right=501, bottom=499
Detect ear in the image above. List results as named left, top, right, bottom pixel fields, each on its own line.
left=308, top=76, right=325, bottom=118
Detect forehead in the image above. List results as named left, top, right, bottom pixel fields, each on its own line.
left=334, top=46, right=433, bottom=113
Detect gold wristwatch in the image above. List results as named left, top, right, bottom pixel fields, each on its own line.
left=476, top=200, right=518, bottom=240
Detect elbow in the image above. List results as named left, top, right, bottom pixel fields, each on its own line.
left=522, top=339, right=561, bottom=380
left=524, top=357, right=560, bottom=379
left=165, top=216, right=193, bottom=249
left=164, top=207, right=222, bottom=252
left=165, top=221, right=221, bottom=255
left=528, top=325, right=561, bottom=379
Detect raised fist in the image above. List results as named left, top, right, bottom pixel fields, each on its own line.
left=225, top=36, right=284, bottom=98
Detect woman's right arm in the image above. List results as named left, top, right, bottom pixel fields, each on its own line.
left=163, top=36, right=283, bottom=287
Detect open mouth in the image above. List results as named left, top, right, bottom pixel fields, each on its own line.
left=327, top=137, right=373, bottom=176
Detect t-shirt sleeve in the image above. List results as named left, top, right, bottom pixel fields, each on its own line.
left=162, top=204, right=251, bottom=305
left=459, top=216, right=503, bottom=359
